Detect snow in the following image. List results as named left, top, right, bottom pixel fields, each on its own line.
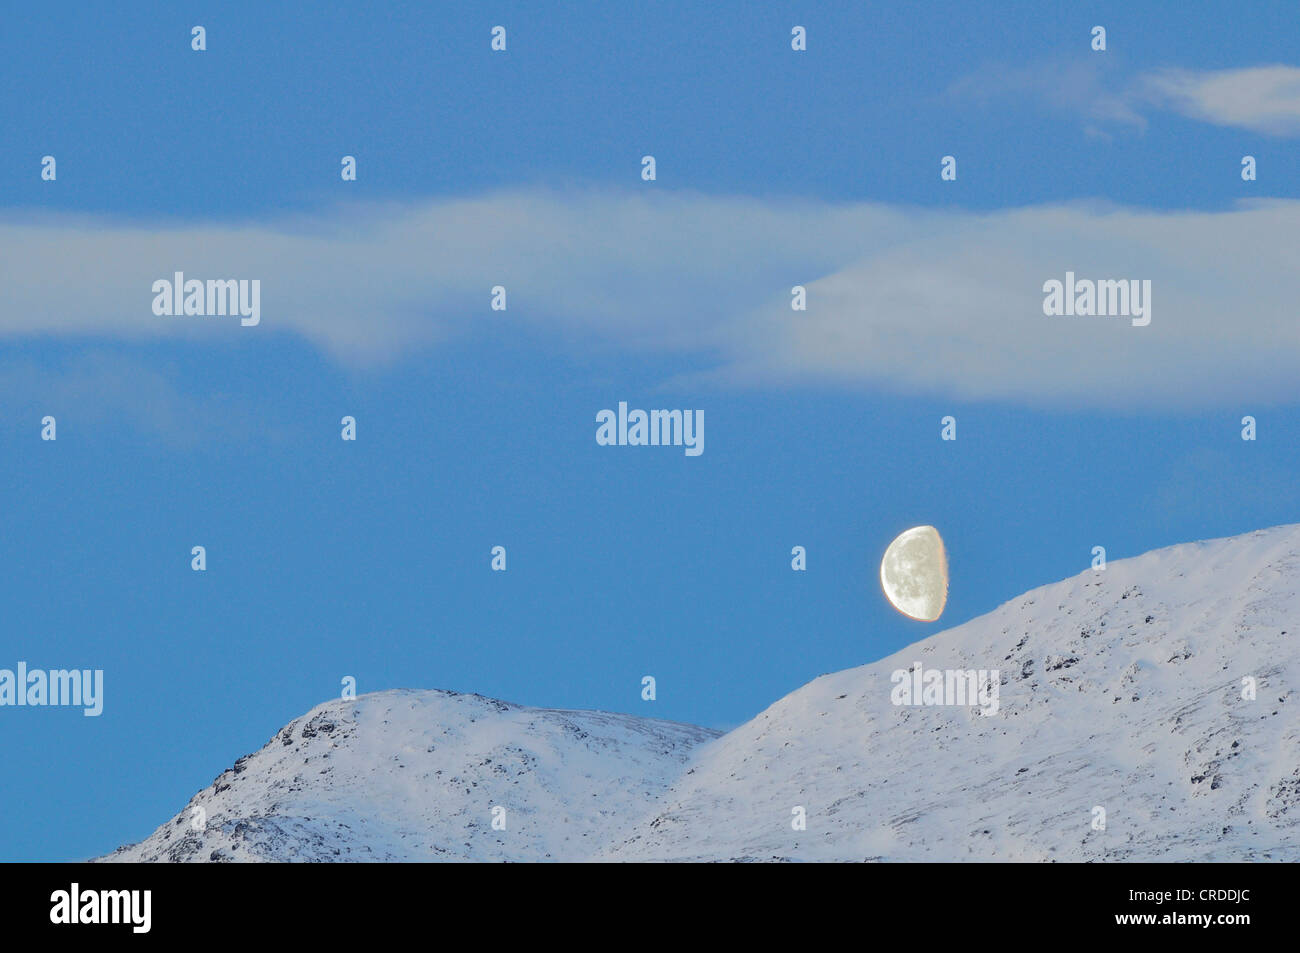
left=99, top=524, right=1300, bottom=862
left=96, top=690, right=718, bottom=862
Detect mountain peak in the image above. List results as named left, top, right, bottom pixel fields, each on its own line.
left=98, top=689, right=719, bottom=862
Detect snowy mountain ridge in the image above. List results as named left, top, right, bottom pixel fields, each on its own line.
left=97, top=690, right=718, bottom=862
left=99, top=524, right=1300, bottom=862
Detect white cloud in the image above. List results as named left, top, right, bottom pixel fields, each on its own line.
left=719, top=198, right=1300, bottom=408
left=2, top=190, right=1299, bottom=409
left=1138, top=65, right=1300, bottom=135
left=950, top=61, right=1300, bottom=137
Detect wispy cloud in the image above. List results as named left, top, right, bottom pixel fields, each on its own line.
left=0, top=350, right=266, bottom=447
left=949, top=61, right=1300, bottom=138
left=946, top=59, right=1146, bottom=129
left=3, top=190, right=1299, bottom=410
left=1138, top=65, right=1300, bottom=135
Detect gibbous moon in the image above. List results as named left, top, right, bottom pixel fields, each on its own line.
left=880, top=526, right=948, bottom=622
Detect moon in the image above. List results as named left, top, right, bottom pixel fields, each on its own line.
left=880, top=526, right=948, bottom=622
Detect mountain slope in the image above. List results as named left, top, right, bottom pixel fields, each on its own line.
left=100, top=524, right=1300, bottom=862
left=605, top=525, right=1300, bottom=861
left=96, top=690, right=719, bottom=862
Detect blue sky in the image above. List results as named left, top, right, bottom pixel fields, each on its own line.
left=2, top=0, right=1298, bottom=860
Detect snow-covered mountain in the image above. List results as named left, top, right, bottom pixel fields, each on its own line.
left=99, top=525, right=1300, bottom=862
left=96, top=691, right=719, bottom=862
